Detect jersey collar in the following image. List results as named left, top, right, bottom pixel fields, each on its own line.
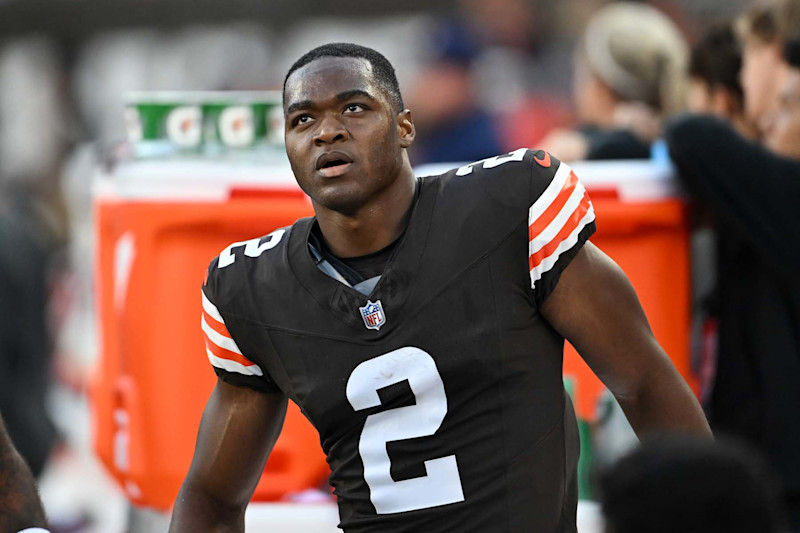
left=288, top=177, right=437, bottom=338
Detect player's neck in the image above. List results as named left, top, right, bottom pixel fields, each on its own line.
left=314, top=167, right=417, bottom=259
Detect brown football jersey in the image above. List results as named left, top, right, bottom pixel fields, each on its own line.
left=201, top=149, right=596, bottom=532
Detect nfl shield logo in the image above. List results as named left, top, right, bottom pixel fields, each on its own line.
left=359, top=300, right=386, bottom=331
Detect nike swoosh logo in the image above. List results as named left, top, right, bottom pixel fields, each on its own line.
left=533, top=151, right=551, bottom=168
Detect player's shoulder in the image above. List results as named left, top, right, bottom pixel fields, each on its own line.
left=428, top=147, right=565, bottom=208
left=203, top=220, right=301, bottom=309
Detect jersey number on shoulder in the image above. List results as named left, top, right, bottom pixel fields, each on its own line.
left=455, top=147, right=527, bottom=176
left=346, top=347, right=464, bottom=514
left=218, top=229, right=286, bottom=268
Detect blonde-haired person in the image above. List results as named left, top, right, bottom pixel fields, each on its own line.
left=737, top=0, right=800, bottom=136
left=541, top=2, right=688, bottom=161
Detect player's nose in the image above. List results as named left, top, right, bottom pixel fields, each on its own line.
left=313, top=114, right=348, bottom=146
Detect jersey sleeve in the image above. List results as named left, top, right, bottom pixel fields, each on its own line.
left=527, top=151, right=596, bottom=306
left=201, top=259, right=281, bottom=394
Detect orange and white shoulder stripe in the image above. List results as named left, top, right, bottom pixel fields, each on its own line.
left=528, top=160, right=595, bottom=288
left=201, top=290, right=263, bottom=376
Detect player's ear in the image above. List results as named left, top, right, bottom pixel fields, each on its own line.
left=397, top=109, right=415, bottom=148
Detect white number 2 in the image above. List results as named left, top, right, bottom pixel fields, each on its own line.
left=346, top=347, right=464, bottom=514
left=455, top=147, right=527, bottom=176
left=218, top=229, right=285, bottom=268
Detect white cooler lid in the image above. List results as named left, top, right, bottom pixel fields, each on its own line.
left=95, top=155, right=679, bottom=203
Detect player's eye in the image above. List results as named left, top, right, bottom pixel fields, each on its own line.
left=344, top=104, right=365, bottom=114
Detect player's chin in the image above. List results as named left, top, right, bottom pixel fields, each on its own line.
left=313, top=185, right=369, bottom=216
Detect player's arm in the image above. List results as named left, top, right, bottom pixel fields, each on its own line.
left=541, top=242, right=712, bottom=437
left=0, top=413, right=48, bottom=532
left=169, top=378, right=288, bottom=532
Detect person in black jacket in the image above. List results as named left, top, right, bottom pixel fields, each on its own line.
left=665, top=32, right=800, bottom=530
left=0, top=186, right=58, bottom=478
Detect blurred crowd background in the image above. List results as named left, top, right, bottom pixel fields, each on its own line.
left=2, top=0, right=800, bottom=531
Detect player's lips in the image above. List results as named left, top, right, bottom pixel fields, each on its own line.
left=316, top=151, right=354, bottom=178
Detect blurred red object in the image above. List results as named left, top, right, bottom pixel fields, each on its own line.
left=499, top=95, right=574, bottom=151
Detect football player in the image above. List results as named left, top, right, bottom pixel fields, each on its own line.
left=169, top=43, right=711, bottom=532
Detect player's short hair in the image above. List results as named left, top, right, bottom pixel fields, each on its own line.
left=689, top=25, right=744, bottom=107
left=785, top=31, right=800, bottom=67
left=283, top=43, right=404, bottom=113
left=737, top=0, right=800, bottom=46
left=601, top=436, right=785, bottom=533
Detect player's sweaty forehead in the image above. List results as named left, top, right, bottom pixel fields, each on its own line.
left=284, top=56, right=385, bottom=114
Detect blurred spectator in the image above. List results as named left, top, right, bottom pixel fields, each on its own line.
left=0, top=412, right=49, bottom=532
left=458, top=0, right=540, bottom=53
left=688, top=24, right=758, bottom=139
left=540, top=2, right=688, bottom=161
left=455, top=0, right=576, bottom=149
left=736, top=0, right=800, bottom=135
left=0, top=40, right=68, bottom=480
left=685, top=23, right=756, bottom=405
left=406, top=20, right=504, bottom=165
left=601, top=436, right=785, bottom=533
left=764, top=32, right=800, bottom=159
left=0, top=185, right=61, bottom=479
left=664, top=31, right=800, bottom=529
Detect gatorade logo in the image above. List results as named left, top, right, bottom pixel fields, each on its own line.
left=219, top=106, right=255, bottom=148
left=166, top=106, right=202, bottom=148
